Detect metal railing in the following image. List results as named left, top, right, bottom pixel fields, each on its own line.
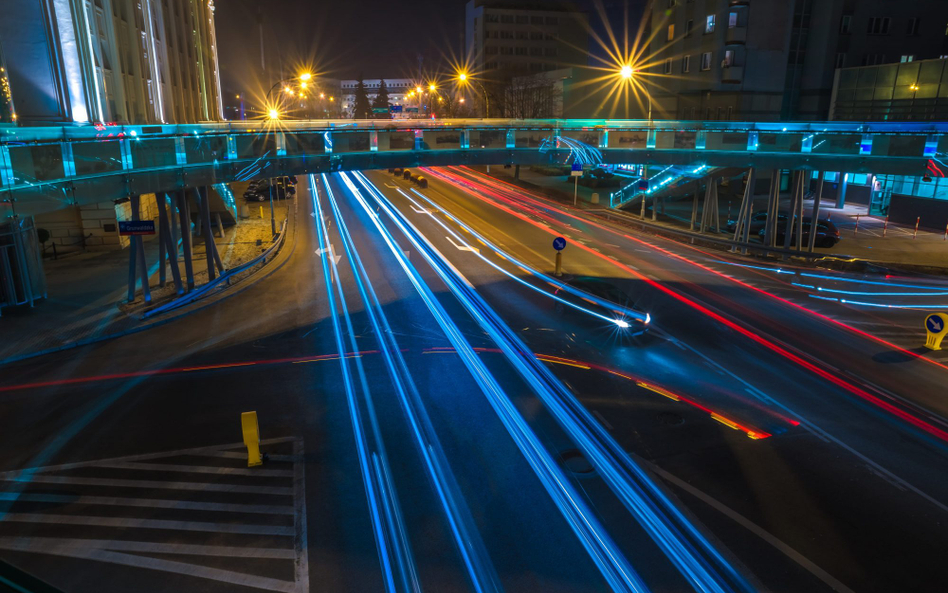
left=2, top=118, right=944, bottom=218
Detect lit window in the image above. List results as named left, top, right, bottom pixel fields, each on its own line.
left=667, top=24, right=675, bottom=41
left=900, top=54, right=915, bottom=63
left=705, top=15, right=715, bottom=34
left=723, top=50, right=734, bottom=66
left=728, top=12, right=737, bottom=28
left=701, top=51, right=712, bottom=70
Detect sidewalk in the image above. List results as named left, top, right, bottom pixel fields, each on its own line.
left=0, top=198, right=289, bottom=363
left=481, top=166, right=948, bottom=271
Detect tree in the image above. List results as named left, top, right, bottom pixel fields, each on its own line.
left=372, top=79, right=391, bottom=118
left=503, top=73, right=562, bottom=119
left=352, top=75, right=372, bottom=119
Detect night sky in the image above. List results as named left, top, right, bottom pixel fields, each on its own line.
left=215, top=0, right=645, bottom=97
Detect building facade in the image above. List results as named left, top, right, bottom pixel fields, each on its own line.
left=0, top=0, right=224, bottom=125
left=647, top=0, right=948, bottom=122
left=340, top=79, right=414, bottom=118
left=830, top=57, right=948, bottom=122
left=464, top=0, right=589, bottom=77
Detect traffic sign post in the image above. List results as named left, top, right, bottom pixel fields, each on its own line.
left=552, top=237, right=566, bottom=277
left=924, top=313, right=948, bottom=350
left=570, top=163, right=583, bottom=206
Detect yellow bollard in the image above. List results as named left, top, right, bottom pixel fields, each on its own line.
left=554, top=251, right=563, bottom=277
left=924, top=313, right=948, bottom=351
left=259, top=206, right=264, bottom=219
left=241, top=411, right=264, bottom=467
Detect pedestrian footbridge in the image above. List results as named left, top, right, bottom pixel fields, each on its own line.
left=2, top=118, right=945, bottom=217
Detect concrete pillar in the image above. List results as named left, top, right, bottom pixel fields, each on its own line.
left=836, top=172, right=848, bottom=209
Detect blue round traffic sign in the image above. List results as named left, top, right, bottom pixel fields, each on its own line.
left=926, top=314, right=945, bottom=334
left=552, top=237, right=567, bottom=251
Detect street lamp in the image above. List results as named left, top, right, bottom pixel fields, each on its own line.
left=299, top=72, right=312, bottom=82
left=268, top=108, right=280, bottom=120
left=619, top=65, right=651, bottom=121
left=456, top=70, right=490, bottom=117
left=266, top=71, right=315, bottom=103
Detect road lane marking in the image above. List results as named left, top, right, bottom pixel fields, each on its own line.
left=0, top=474, right=293, bottom=494
left=0, top=492, right=294, bottom=515
left=1, top=513, right=295, bottom=536
left=642, top=462, right=856, bottom=593
left=444, top=234, right=479, bottom=252
left=0, top=542, right=299, bottom=593
left=92, top=461, right=294, bottom=478
left=0, top=537, right=296, bottom=558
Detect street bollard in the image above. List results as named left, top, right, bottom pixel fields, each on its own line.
left=914, top=216, right=920, bottom=239
left=883, top=215, right=888, bottom=238
left=241, top=411, right=264, bottom=467
left=259, top=206, right=264, bottom=219
left=944, top=221, right=947, bottom=241
left=853, top=214, right=859, bottom=236
left=554, top=251, right=563, bottom=277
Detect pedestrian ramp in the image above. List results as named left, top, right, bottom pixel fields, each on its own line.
left=0, top=437, right=308, bottom=593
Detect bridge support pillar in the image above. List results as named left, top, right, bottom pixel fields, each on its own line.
left=196, top=186, right=225, bottom=281
left=807, top=171, right=825, bottom=252
left=157, top=192, right=184, bottom=294
left=690, top=180, right=700, bottom=231
left=732, top=168, right=756, bottom=254
left=836, top=172, right=848, bottom=209
left=783, top=171, right=805, bottom=256
left=126, top=194, right=151, bottom=304
left=764, top=169, right=780, bottom=247
left=700, top=179, right=719, bottom=233
left=177, top=190, right=195, bottom=291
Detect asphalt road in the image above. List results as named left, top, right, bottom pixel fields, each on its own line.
left=0, top=168, right=947, bottom=592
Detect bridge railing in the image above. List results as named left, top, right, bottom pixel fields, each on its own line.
left=2, top=119, right=945, bottom=216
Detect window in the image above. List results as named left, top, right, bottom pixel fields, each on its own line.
left=667, top=24, right=675, bottom=41
left=941, top=55, right=948, bottom=59
left=531, top=16, right=543, bottom=25
left=545, top=16, right=558, bottom=25
left=728, top=12, right=738, bottom=28
left=840, top=15, right=851, bottom=34
left=686, top=19, right=693, bottom=36
left=664, top=58, right=673, bottom=74
left=867, top=17, right=890, bottom=35
left=516, top=31, right=528, bottom=39
left=485, top=13, right=498, bottom=23
left=515, top=47, right=527, bottom=55
left=900, top=54, right=915, bottom=63
left=485, top=46, right=498, bottom=55
left=861, top=53, right=886, bottom=66
left=530, top=31, right=543, bottom=40
left=516, top=15, right=528, bottom=24
left=835, top=53, right=846, bottom=68
left=544, top=47, right=558, bottom=56
left=906, top=17, right=919, bottom=36
left=500, top=30, right=513, bottom=39
left=700, top=51, right=712, bottom=70
left=723, top=50, right=734, bottom=66
left=501, top=14, right=513, bottom=23
left=530, top=47, right=542, bottom=56
left=682, top=55, right=691, bottom=73
left=705, top=14, right=715, bottom=33
left=500, top=46, right=513, bottom=55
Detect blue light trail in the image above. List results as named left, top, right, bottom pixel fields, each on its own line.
left=352, top=172, right=752, bottom=593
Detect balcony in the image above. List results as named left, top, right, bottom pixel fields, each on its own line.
left=722, top=65, right=744, bottom=83
left=725, top=25, right=747, bottom=44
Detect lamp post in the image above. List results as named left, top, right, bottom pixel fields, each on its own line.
left=457, top=71, right=490, bottom=118
left=265, top=72, right=313, bottom=104
left=621, top=65, right=651, bottom=121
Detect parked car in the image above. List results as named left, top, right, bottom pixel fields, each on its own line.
left=553, top=276, right=650, bottom=336
left=243, top=178, right=295, bottom=202
left=759, top=217, right=840, bottom=248
left=726, top=210, right=787, bottom=234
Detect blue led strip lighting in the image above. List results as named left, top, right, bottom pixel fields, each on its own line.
left=310, top=175, right=410, bottom=593
left=337, top=172, right=650, bottom=593
left=353, top=172, right=753, bottom=593
left=322, top=174, right=502, bottom=593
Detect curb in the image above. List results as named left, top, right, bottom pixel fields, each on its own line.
left=0, top=211, right=298, bottom=369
